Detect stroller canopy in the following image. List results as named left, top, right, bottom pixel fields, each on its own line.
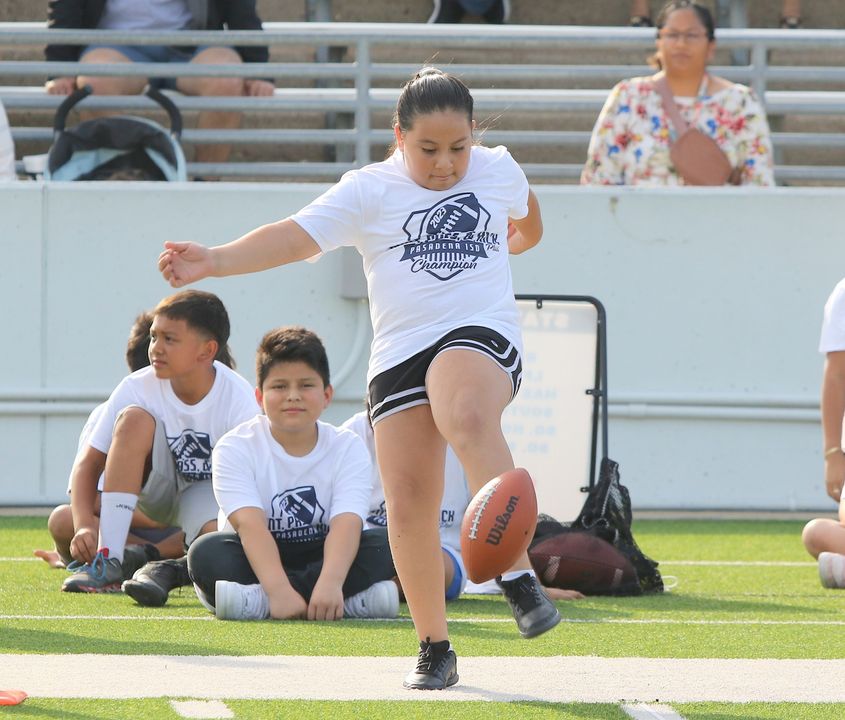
left=46, top=86, right=186, bottom=182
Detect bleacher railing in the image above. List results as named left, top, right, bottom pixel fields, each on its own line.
left=2, top=22, right=845, bottom=182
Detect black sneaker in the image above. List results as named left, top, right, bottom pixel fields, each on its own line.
left=402, top=637, right=459, bottom=690
left=122, top=557, right=190, bottom=607
left=121, top=543, right=161, bottom=580
left=496, top=572, right=561, bottom=639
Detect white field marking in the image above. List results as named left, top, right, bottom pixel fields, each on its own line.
left=3, top=614, right=845, bottom=626
left=623, top=703, right=686, bottom=720
left=0, top=556, right=819, bottom=567
left=0, top=557, right=45, bottom=562
left=170, top=700, right=234, bottom=719
left=5, top=655, right=845, bottom=703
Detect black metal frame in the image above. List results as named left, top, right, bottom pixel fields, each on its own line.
left=515, top=294, right=608, bottom=491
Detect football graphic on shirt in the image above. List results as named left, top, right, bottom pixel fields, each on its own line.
left=400, top=192, right=494, bottom=282
left=422, top=193, right=482, bottom=235
left=167, top=429, right=212, bottom=482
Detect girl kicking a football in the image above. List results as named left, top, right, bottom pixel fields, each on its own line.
left=158, top=67, right=558, bottom=690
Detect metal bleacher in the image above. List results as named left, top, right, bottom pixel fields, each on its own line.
left=2, top=22, right=845, bottom=183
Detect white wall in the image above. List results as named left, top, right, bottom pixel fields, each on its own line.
left=0, top=182, right=841, bottom=510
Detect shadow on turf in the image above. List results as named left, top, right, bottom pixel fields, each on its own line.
left=0, top=626, right=209, bottom=656
left=0, top=704, right=99, bottom=718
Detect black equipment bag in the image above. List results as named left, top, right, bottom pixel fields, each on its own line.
left=517, top=295, right=663, bottom=595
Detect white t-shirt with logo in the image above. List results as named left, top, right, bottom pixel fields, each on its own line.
left=820, top=277, right=845, bottom=353
left=293, top=145, right=530, bottom=383
left=88, top=361, right=257, bottom=484
left=340, top=410, right=470, bottom=552
left=213, top=416, right=372, bottom=543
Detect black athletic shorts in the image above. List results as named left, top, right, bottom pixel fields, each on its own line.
left=368, top=325, right=522, bottom=425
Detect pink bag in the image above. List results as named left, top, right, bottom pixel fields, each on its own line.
left=655, top=77, right=742, bottom=186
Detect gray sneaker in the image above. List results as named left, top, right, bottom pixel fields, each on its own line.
left=215, top=581, right=270, bottom=621
left=62, top=549, right=124, bottom=593
left=122, top=557, right=190, bottom=607
left=343, top=580, right=399, bottom=619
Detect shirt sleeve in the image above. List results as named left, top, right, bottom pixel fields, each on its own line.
left=820, top=281, right=845, bottom=353
left=328, top=434, right=373, bottom=523
left=0, top=102, right=15, bottom=181
left=735, top=88, right=775, bottom=187
left=291, top=171, right=365, bottom=255
left=581, top=83, right=628, bottom=186
left=497, top=149, right=530, bottom=219
left=87, top=377, right=138, bottom=454
left=212, top=430, right=265, bottom=520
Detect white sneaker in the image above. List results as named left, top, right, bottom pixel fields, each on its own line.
left=215, top=580, right=270, bottom=620
left=343, top=580, right=399, bottom=619
left=818, top=552, right=845, bottom=589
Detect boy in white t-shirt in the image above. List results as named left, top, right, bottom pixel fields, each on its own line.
left=803, top=277, right=845, bottom=587
left=187, top=327, right=399, bottom=621
left=35, top=311, right=183, bottom=570
left=62, top=290, right=257, bottom=605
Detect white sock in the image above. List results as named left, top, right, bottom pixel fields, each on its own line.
left=500, top=568, right=536, bottom=582
left=98, top=492, right=137, bottom=563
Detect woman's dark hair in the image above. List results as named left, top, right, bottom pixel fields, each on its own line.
left=648, top=1, right=716, bottom=69
left=393, top=67, right=474, bottom=132
left=656, top=1, right=715, bottom=40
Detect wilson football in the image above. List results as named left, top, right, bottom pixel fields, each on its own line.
left=529, top=531, right=638, bottom=595
left=460, top=467, right=538, bottom=583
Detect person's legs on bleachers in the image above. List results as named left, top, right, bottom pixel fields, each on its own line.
left=177, top=47, right=247, bottom=166
left=780, top=0, right=802, bottom=28
left=629, top=0, right=653, bottom=26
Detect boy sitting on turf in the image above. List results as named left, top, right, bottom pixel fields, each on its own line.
left=187, top=326, right=399, bottom=620
left=62, top=290, right=257, bottom=602
left=36, top=311, right=183, bottom=570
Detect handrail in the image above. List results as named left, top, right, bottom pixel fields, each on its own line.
left=2, top=22, right=844, bottom=183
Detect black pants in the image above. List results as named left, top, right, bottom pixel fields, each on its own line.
left=187, top=527, right=395, bottom=607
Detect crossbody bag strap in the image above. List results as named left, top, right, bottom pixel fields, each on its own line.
left=653, top=76, right=689, bottom=138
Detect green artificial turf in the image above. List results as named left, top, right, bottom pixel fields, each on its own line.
left=3, top=515, right=843, bottom=719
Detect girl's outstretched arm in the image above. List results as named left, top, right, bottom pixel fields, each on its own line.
left=158, top=218, right=321, bottom=288
left=507, top=189, right=543, bottom=255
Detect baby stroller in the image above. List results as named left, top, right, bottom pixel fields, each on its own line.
left=45, top=85, right=186, bottom=181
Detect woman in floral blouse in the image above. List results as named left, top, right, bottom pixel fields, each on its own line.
left=582, top=0, right=774, bottom=187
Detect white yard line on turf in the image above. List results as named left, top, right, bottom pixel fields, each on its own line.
left=623, top=704, right=686, bottom=720
left=171, top=700, right=234, bottom=719
left=4, top=614, right=845, bottom=626
left=4, top=655, right=845, bottom=703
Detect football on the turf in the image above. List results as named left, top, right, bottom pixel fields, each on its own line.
left=529, top=531, right=638, bottom=595
left=460, top=467, right=538, bottom=583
